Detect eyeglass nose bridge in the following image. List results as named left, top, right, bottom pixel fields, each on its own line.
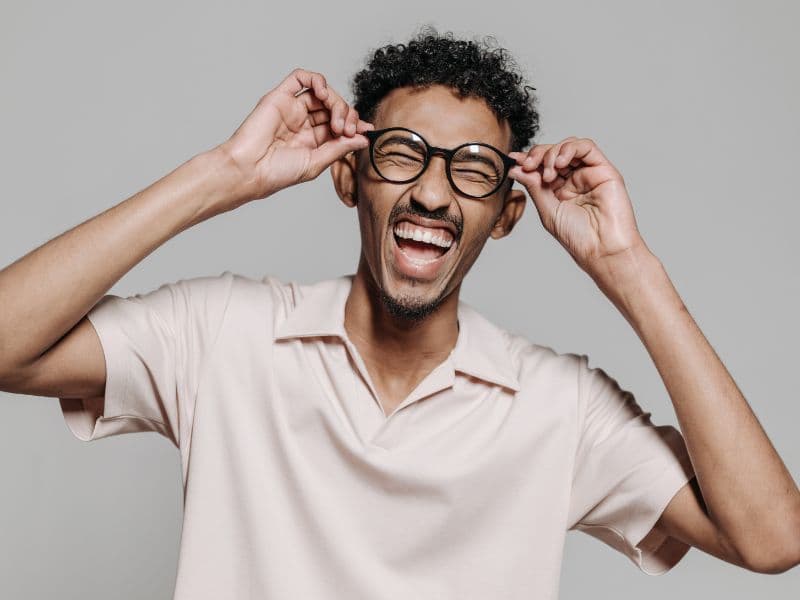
left=425, top=145, right=453, bottom=163
left=414, top=145, right=459, bottom=200
left=420, top=145, right=454, bottom=178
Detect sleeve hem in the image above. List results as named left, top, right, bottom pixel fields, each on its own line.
left=573, top=443, right=696, bottom=575
left=58, top=295, right=132, bottom=442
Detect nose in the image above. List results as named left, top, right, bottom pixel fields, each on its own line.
left=409, top=152, right=454, bottom=213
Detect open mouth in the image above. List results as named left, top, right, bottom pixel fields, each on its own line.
left=392, top=220, right=455, bottom=264
left=389, top=219, right=458, bottom=282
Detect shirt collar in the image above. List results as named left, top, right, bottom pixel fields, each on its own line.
left=274, top=275, right=520, bottom=392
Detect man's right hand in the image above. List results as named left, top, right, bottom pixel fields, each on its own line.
left=217, top=68, right=373, bottom=207
left=0, top=68, right=374, bottom=391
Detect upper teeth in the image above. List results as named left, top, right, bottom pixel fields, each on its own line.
left=393, top=222, right=454, bottom=249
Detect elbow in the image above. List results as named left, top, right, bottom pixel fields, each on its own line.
left=745, top=552, right=800, bottom=575
left=741, top=512, right=800, bottom=574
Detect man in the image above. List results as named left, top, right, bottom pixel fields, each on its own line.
left=0, top=30, right=798, bottom=599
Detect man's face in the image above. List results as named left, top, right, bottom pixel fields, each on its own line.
left=351, top=84, right=517, bottom=321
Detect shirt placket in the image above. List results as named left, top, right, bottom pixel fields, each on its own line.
left=340, top=336, right=456, bottom=448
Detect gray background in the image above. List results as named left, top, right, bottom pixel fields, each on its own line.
left=1, top=0, right=798, bottom=598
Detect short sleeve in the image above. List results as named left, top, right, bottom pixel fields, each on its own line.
left=567, top=354, right=696, bottom=575
left=58, top=270, right=235, bottom=448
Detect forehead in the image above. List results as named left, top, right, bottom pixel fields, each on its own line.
left=372, top=85, right=512, bottom=152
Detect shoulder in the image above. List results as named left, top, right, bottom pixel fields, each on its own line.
left=223, top=272, right=350, bottom=331
left=225, top=271, right=293, bottom=304
left=463, top=303, right=587, bottom=390
left=506, top=331, right=587, bottom=388
left=217, top=271, right=296, bottom=325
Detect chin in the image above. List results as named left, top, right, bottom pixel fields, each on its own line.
left=377, top=283, right=448, bottom=323
left=362, top=220, right=463, bottom=321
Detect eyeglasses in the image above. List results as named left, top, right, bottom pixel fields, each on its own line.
left=363, top=127, right=516, bottom=199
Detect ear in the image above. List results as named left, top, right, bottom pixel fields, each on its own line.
left=490, top=188, right=526, bottom=239
left=330, top=150, right=360, bottom=208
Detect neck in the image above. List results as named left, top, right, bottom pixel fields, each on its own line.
left=344, top=257, right=460, bottom=376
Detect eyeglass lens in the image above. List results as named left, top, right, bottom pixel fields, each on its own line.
left=371, top=129, right=505, bottom=197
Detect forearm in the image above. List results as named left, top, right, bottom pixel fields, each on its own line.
left=592, top=243, right=800, bottom=561
left=0, top=146, right=242, bottom=373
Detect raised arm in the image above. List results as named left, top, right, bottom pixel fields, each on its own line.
left=0, top=68, right=372, bottom=398
left=509, top=136, right=800, bottom=574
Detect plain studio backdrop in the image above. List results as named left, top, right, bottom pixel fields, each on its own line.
left=1, top=1, right=798, bottom=598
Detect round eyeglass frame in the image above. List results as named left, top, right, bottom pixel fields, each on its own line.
left=363, top=127, right=516, bottom=199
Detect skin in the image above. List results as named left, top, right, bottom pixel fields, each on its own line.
left=328, top=82, right=800, bottom=573
left=2, top=66, right=796, bottom=575
left=330, top=84, right=526, bottom=413
left=506, top=139, right=800, bottom=573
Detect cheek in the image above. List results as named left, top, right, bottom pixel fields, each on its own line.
left=475, top=202, right=505, bottom=240
left=457, top=210, right=498, bottom=264
left=465, top=205, right=498, bottom=242
left=478, top=213, right=497, bottom=239
left=354, top=193, right=387, bottom=251
left=356, top=180, right=400, bottom=244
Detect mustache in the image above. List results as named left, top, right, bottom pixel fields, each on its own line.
left=388, top=201, right=463, bottom=241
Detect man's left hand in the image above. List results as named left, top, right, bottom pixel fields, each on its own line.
left=508, top=137, right=649, bottom=279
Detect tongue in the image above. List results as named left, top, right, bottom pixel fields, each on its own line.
left=397, top=237, right=446, bottom=260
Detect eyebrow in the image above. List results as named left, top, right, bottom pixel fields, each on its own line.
left=378, top=135, right=426, bottom=152
left=452, top=151, right=501, bottom=173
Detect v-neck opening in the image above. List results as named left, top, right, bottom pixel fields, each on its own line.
left=341, top=334, right=458, bottom=422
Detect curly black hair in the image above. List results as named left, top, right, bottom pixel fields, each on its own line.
left=351, top=27, right=539, bottom=152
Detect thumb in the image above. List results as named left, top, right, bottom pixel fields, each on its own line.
left=306, top=134, right=369, bottom=179
left=509, top=165, right=559, bottom=231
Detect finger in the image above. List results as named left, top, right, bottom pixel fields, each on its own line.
left=527, top=145, right=552, bottom=171
left=280, top=68, right=329, bottom=101
left=554, top=143, right=579, bottom=170
left=555, top=164, right=573, bottom=179
left=563, top=138, right=610, bottom=168
left=329, top=98, right=348, bottom=135
left=542, top=145, right=561, bottom=183
left=508, top=165, right=560, bottom=230
left=343, top=106, right=359, bottom=137
left=283, top=70, right=335, bottom=124
left=309, top=120, right=365, bottom=148
left=550, top=171, right=570, bottom=193
left=310, top=121, right=334, bottom=147
left=508, top=145, right=550, bottom=172
left=296, top=90, right=325, bottom=113
left=310, top=72, right=329, bottom=102
left=307, top=134, right=370, bottom=178
left=311, top=83, right=351, bottom=135
left=356, top=119, right=374, bottom=133
left=544, top=137, right=578, bottom=180
left=306, top=109, right=330, bottom=128
left=553, top=149, right=582, bottom=181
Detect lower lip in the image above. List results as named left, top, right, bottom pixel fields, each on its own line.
left=390, top=233, right=456, bottom=281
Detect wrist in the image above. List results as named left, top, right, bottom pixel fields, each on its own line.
left=588, top=241, right=680, bottom=328
left=193, top=144, right=260, bottom=217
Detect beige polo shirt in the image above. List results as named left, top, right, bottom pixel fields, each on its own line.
left=59, top=271, right=696, bottom=600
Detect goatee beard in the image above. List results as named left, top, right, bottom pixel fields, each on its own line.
left=378, top=286, right=445, bottom=322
